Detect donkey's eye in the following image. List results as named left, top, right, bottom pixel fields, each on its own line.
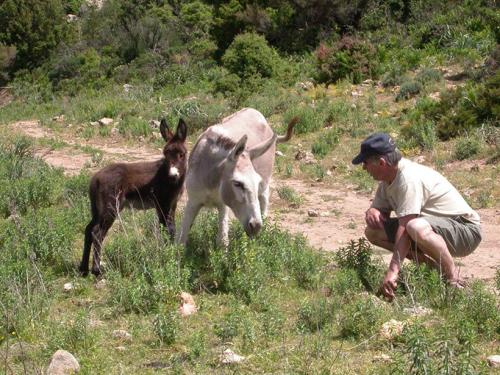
left=233, top=181, right=244, bottom=190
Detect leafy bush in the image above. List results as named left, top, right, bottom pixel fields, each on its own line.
left=415, top=67, right=442, bottom=84
left=339, top=294, right=385, bottom=339
left=297, top=298, right=334, bottom=333
left=381, top=65, right=407, bottom=87
left=453, top=136, right=481, bottom=160
left=396, top=80, right=422, bottom=101
left=400, top=120, right=437, bottom=151
left=419, top=70, right=500, bottom=140
left=277, top=186, right=303, bottom=207
left=222, top=32, right=281, bottom=81
left=153, top=310, right=180, bottom=346
left=315, top=36, right=378, bottom=84
left=335, top=238, right=385, bottom=292
left=311, top=128, right=340, bottom=158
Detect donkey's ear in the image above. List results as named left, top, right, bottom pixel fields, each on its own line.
left=228, top=135, right=247, bottom=162
left=175, top=118, right=188, bottom=142
left=160, top=118, right=174, bottom=142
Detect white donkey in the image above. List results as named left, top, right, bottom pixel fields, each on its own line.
left=177, top=108, right=297, bottom=246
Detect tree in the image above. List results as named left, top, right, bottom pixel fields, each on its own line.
left=0, top=0, right=67, bottom=70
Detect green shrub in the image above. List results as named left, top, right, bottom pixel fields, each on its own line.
left=222, top=32, right=281, bottom=81
left=453, top=136, right=481, bottom=160
left=396, top=80, right=422, bottom=101
left=297, top=298, right=334, bottom=333
left=334, top=238, right=384, bottom=292
left=328, top=269, right=364, bottom=301
left=381, top=65, right=407, bottom=87
left=153, top=310, right=180, bottom=346
left=400, top=120, right=437, bottom=151
left=311, top=128, right=340, bottom=158
left=315, top=36, right=378, bottom=84
left=283, top=104, right=326, bottom=134
left=339, top=294, right=385, bottom=339
left=415, top=67, right=442, bottom=84
left=277, top=186, right=303, bottom=207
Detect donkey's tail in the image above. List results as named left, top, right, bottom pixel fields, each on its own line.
left=277, top=117, right=298, bottom=143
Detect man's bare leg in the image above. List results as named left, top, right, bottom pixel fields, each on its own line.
left=405, top=218, right=460, bottom=283
left=365, top=226, right=440, bottom=271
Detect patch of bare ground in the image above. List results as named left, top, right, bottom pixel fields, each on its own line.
left=9, top=120, right=166, bottom=175
left=9, top=119, right=500, bottom=281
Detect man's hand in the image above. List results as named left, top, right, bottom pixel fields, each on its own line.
left=378, top=270, right=398, bottom=302
left=365, top=208, right=387, bottom=229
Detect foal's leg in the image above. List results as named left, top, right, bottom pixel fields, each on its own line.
left=156, top=201, right=177, bottom=241
left=80, top=218, right=98, bottom=276
left=91, top=217, right=114, bottom=277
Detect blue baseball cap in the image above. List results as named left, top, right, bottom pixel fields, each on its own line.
left=352, top=133, right=396, bottom=165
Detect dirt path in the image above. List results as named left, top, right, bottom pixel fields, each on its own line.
left=9, top=120, right=500, bottom=281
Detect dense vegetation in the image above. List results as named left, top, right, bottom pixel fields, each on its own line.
left=0, top=0, right=499, bottom=373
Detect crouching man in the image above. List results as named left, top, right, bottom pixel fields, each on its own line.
left=352, top=133, right=482, bottom=301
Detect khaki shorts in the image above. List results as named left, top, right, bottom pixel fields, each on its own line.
left=383, top=216, right=482, bottom=257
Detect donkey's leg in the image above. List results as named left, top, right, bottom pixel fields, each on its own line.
left=80, top=218, right=97, bottom=276
left=259, top=184, right=270, bottom=218
left=91, top=217, right=114, bottom=277
left=156, top=201, right=177, bottom=241
left=217, top=205, right=230, bottom=248
left=176, top=200, right=202, bottom=246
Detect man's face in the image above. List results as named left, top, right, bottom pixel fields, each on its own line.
left=362, top=156, right=384, bottom=180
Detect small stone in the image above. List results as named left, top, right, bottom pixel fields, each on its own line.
left=98, top=118, right=113, bottom=126
left=66, top=14, right=78, bottom=22
left=123, top=84, right=133, bottom=93
left=52, top=115, right=65, bottom=122
left=307, top=210, right=319, bottom=217
left=95, top=279, right=107, bottom=290
left=149, top=120, right=160, bottom=129
left=487, top=355, right=500, bottom=367
left=112, top=330, right=132, bottom=341
left=403, top=305, right=433, bottom=317
left=275, top=150, right=284, bottom=157
left=373, top=354, right=391, bottom=363
left=90, top=121, right=99, bottom=127
left=219, top=348, right=245, bottom=364
left=63, top=282, right=73, bottom=292
left=47, top=350, right=80, bottom=375
left=116, top=346, right=127, bottom=352
left=110, top=127, right=119, bottom=136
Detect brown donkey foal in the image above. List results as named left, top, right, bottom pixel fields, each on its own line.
left=79, top=118, right=188, bottom=277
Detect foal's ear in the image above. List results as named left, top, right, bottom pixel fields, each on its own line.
left=160, top=118, right=174, bottom=142
left=175, top=118, right=188, bottom=142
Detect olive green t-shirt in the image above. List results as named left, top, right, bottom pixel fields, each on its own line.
left=371, top=158, right=480, bottom=225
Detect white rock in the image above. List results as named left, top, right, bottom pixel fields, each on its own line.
left=380, top=319, right=405, bottom=340
left=487, top=355, right=500, bottom=367
left=123, top=84, right=133, bottom=93
left=178, top=292, right=197, bottom=317
left=98, top=118, right=113, bottom=126
left=219, top=348, right=245, bottom=364
left=46, top=350, right=80, bottom=375
left=63, top=283, right=73, bottom=292
left=112, top=330, right=132, bottom=341
left=90, top=121, right=99, bottom=127
left=275, top=150, right=284, bottom=157
left=66, top=14, right=78, bottom=22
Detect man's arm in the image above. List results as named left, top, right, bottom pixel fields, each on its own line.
left=379, top=214, right=417, bottom=301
